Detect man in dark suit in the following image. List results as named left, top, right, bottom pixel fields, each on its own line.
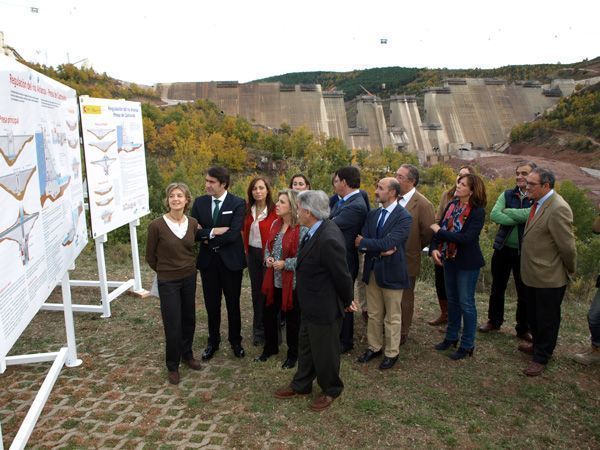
left=356, top=177, right=412, bottom=370
left=330, top=166, right=368, bottom=353
left=191, top=166, right=246, bottom=361
left=274, top=190, right=356, bottom=412
left=395, top=164, right=435, bottom=344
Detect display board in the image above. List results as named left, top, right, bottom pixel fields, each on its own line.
left=79, top=97, right=149, bottom=238
left=0, top=55, right=88, bottom=361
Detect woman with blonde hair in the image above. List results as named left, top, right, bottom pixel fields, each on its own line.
left=258, top=189, right=308, bottom=368
left=146, top=182, right=201, bottom=384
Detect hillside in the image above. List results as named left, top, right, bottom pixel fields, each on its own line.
left=254, top=58, right=600, bottom=100
left=508, top=81, right=600, bottom=169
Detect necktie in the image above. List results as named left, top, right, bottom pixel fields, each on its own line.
left=527, top=202, right=538, bottom=225
left=376, top=209, right=388, bottom=238
left=212, top=199, right=221, bottom=225
left=299, top=232, right=311, bottom=250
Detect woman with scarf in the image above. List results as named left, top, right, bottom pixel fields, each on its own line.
left=430, top=173, right=487, bottom=360
left=428, top=165, right=475, bottom=327
left=257, top=189, right=308, bottom=369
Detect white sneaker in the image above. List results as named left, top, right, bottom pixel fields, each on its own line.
left=573, top=346, right=600, bottom=365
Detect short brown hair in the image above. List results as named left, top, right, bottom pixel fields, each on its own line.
left=164, top=182, right=192, bottom=213
left=457, top=174, right=487, bottom=209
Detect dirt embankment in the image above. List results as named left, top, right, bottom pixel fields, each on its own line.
left=447, top=150, right=600, bottom=203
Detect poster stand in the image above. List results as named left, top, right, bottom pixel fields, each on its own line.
left=0, top=271, right=82, bottom=450
left=41, top=218, right=149, bottom=318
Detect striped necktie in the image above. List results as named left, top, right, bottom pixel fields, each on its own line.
left=376, top=209, right=388, bottom=238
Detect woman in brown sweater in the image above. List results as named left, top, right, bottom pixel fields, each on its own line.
left=146, top=182, right=200, bottom=385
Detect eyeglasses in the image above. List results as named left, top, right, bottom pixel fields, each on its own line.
left=525, top=182, right=541, bottom=187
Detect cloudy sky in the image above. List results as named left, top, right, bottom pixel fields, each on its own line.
left=1, top=0, right=598, bottom=85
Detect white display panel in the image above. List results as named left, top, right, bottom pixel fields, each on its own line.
left=0, top=55, right=88, bottom=360
left=79, top=97, right=149, bottom=238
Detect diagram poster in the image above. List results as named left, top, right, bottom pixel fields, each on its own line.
left=79, top=97, right=149, bottom=238
left=0, top=55, right=88, bottom=361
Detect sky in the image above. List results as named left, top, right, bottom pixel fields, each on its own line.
left=1, top=0, right=598, bottom=86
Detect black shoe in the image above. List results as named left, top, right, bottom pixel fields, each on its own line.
left=449, top=347, right=474, bottom=360
left=379, top=356, right=398, bottom=370
left=232, top=344, right=245, bottom=358
left=340, top=344, right=354, bottom=354
left=254, top=352, right=271, bottom=362
left=434, top=339, right=458, bottom=351
left=357, top=349, right=382, bottom=363
left=281, top=358, right=297, bottom=369
left=201, top=344, right=219, bottom=361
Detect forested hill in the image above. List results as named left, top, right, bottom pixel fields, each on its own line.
left=22, top=62, right=160, bottom=103
left=255, top=57, right=600, bottom=100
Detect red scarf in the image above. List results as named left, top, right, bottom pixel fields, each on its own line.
left=261, top=219, right=300, bottom=311
left=437, top=199, right=472, bottom=260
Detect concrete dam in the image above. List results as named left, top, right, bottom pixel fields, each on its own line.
left=156, top=77, right=582, bottom=163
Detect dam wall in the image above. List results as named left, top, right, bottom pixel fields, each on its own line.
left=423, top=78, right=559, bottom=149
left=157, top=77, right=579, bottom=156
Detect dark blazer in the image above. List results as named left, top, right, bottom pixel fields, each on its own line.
left=190, top=192, right=247, bottom=271
left=295, top=219, right=354, bottom=325
left=430, top=203, right=485, bottom=270
left=329, top=190, right=371, bottom=211
left=329, top=192, right=368, bottom=279
left=359, top=204, right=412, bottom=289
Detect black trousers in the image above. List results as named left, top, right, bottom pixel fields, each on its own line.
left=158, top=273, right=197, bottom=371
left=199, top=254, right=243, bottom=347
left=292, top=316, right=344, bottom=398
left=487, top=246, right=529, bottom=333
left=524, top=284, right=566, bottom=365
left=435, top=264, right=447, bottom=301
left=247, top=246, right=266, bottom=342
left=340, top=278, right=356, bottom=348
left=263, top=288, right=300, bottom=359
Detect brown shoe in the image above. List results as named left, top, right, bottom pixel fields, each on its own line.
left=478, top=321, right=501, bottom=333
left=184, top=358, right=202, bottom=370
left=428, top=315, right=448, bottom=326
left=522, top=361, right=545, bottom=376
left=516, top=331, right=533, bottom=343
left=309, top=394, right=335, bottom=412
left=274, top=386, right=309, bottom=399
left=518, top=342, right=534, bottom=355
left=168, top=371, right=180, bottom=385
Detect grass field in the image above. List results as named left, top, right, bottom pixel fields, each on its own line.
left=1, top=243, right=598, bottom=449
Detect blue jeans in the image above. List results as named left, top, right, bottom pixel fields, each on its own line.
left=589, top=288, right=600, bottom=347
left=444, top=262, right=480, bottom=350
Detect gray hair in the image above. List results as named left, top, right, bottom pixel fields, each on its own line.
left=298, top=190, right=330, bottom=220
left=400, top=163, right=420, bottom=187
left=531, top=167, right=555, bottom=189
left=517, top=161, right=537, bottom=171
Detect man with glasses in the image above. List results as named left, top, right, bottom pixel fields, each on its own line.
left=394, top=164, right=435, bottom=345
left=512, top=167, right=576, bottom=376
left=479, top=162, right=536, bottom=341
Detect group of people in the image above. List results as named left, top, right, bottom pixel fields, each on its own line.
left=146, top=161, right=594, bottom=411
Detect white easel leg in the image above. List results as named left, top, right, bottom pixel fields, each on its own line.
left=61, top=272, right=82, bottom=368
left=94, top=234, right=111, bottom=318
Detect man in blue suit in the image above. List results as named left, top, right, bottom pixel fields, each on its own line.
left=191, top=166, right=247, bottom=361
left=330, top=166, right=368, bottom=353
left=355, top=177, right=412, bottom=370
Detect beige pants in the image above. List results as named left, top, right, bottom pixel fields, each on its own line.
left=366, top=273, right=403, bottom=358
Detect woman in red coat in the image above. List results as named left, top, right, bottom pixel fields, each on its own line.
left=242, top=177, right=278, bottom=346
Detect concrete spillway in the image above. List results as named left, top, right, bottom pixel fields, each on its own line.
left=157, top=77, right=581, bottom=162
